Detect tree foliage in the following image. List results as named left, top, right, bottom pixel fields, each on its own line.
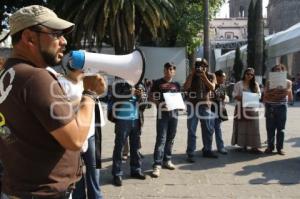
left=1, top=0, right=225, bottom=57
left=253, top=0, right=264, bottom=75
left=0, top=0, right=46, bottom=36
left=233, top=46, right=244, bottom=81
left=247, top=0, right=255, bottom=68
left=48, top=0, right=177, bottom=54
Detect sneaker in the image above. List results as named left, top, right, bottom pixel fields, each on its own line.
left=218, top=148, right=228, bottom=155
left=277, top=150, right=286, bottom=155
left=163, top=161, right=176, bottom=170
left=152, top=166, right=161, bottom=178
left=186, top=155, right=195, bottom=163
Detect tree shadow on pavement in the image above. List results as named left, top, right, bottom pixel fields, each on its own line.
left=235, top=157, right=300, bottom=185
left=174, top=146, right=265, bottom=171
left=286, top=137, right=300, bottom=148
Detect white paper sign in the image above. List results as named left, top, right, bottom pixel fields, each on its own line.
left=242, top=92, right=260, bottom=108
left=163, top=92, right=186, bottom=111
left=269, top=72, right=287, bottom=89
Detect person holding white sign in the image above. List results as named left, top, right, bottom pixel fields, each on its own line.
left=149, top=62, right=181, bottom=178
left=263, top=64, right=293, bottom=155
left=231, top=68, right=262, bottom=154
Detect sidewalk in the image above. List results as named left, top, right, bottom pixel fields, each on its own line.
left=100, top=102, right=300, bottom=199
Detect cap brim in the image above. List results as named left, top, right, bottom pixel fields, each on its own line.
left=42, top=17, right=74, bottom=34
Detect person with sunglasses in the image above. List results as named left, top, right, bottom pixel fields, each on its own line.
left=0, top=5, right=106, bottom=199
left=184, top=58, right=217, bottom=162
left=231, top=68, right=262, bottom=154
left=263, top=64, right=293, bottom=155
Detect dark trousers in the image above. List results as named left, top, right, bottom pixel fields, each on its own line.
left=112, top=119, right=142, bottom=176
left=153, top=110, right=178, bottom=166
left=265, top=103, right=287, bottom=151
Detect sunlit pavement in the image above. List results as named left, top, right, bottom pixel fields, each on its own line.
left=100, top=102, right=300, bottom=199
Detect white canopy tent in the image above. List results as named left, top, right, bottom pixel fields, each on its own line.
left=216, top=22, right=300, bottom=72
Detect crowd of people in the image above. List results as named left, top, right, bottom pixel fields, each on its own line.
left=0, top=5, right=295, bottom=199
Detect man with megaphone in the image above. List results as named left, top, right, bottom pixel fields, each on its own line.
left=0, top=5, right=106, bottom=198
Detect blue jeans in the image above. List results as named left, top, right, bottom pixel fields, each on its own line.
left=153, top=110, right=178, bottom=166
left=214, top=118, right=225, bottom=150
left=112, top=119, right=142, bottom=176
left=186, top=104, right=215, bottom=156
left=72, top=136, right=103, bottom=199
left=265, top=103, right=287, bottom=151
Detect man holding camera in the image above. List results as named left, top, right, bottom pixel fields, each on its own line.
left=184, top=58, right=217, bottom=162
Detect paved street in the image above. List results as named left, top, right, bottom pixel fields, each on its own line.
left=100, top=102, right=300, bottom=199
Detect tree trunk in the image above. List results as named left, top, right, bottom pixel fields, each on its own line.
left=203, top=0, right=210, bottom=68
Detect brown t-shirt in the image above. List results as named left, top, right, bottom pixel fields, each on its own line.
left=0, top=59, right=80, bottom=198
left=186, top=72, right=215, bottom=105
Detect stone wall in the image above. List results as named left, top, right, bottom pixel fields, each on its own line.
left=229, top=0, right=251, bottom=18
left=267, top=0, right=300, bottom=77
left=268, top=0, right=300, bottom=33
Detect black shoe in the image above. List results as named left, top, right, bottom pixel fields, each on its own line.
left=131, top=172, right=146, bottom=180
left=186, top=155, right=195, bottom=163
left=203, top=151, right=218, bottom=158
left=113, top=176, right=122, bottom=186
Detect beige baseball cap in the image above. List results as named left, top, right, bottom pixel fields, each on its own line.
left=9, top=5, right=74, bottom=35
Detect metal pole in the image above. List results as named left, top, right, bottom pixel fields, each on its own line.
left=203, top=0, right=210, bottom=69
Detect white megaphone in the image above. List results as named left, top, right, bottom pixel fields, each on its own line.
left=65, top=49, right=145, bottom=86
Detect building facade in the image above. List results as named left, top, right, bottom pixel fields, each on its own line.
left=229, top=0, right=251, bottom=18
left=267, top=0, right=300, bottom=75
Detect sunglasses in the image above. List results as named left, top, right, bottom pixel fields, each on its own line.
left=167, top=66, right=176, bottom=70
left=30, top=25, right=65, bottom=40
left=246, top=73, right=254, bottom=77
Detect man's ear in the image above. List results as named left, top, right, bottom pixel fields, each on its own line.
left=22, top=29, right=35, bottom=44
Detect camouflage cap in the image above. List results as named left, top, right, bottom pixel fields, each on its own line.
left=9, top=5, right=74, bottom=35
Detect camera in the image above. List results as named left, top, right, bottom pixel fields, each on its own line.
left=194, top=58, right=208, bottom=73
left=195, top=61, right=204, bottom=73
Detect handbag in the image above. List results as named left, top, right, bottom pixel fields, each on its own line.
left=219, top=107, right=229, bottom=121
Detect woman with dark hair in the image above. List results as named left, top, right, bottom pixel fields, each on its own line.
left=231, top=68, right=262, bottom=153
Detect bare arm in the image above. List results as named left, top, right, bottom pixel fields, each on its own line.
left=183, top=69, right=195, bottom=91
left=287, top=80, right=293, bottom=102
left=51, top=74, right=106, bottom=151
left=200, top=73, right=216, bottom=91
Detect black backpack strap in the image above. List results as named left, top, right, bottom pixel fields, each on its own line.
left=94, top=100, right=102, bottom=169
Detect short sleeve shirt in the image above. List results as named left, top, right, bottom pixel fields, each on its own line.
left=0, top=59, right=80, bottom=197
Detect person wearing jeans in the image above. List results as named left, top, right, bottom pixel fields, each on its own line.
left=73, top=135, right=102, bottom=199
left=211, top=70, right=228, bottom=155
left=184, top=58, right=217, bottom=162
left=186, top=104, right=216, bottom=160
left=111, top=81, right=147, bottom=186
left=153, top=110, right=178, bottom=166
left=150, top=62, right=181, bottom=178
left=263, top=64, right=293, bottom=155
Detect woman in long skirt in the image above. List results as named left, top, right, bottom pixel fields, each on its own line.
left=231, top=68, right=262, bottom=153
